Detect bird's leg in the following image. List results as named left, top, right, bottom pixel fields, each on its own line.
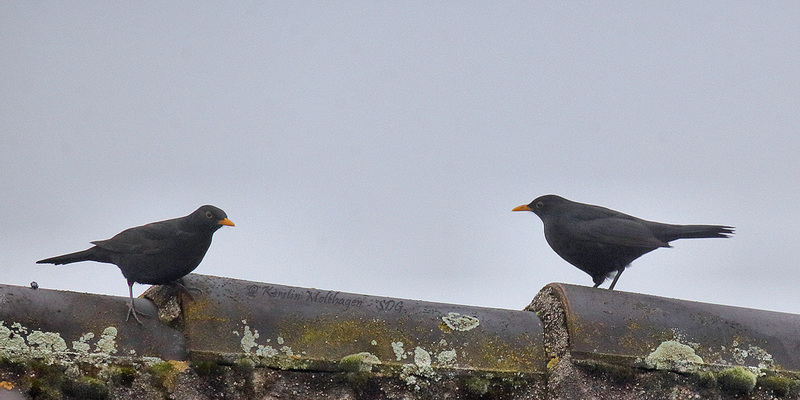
left=125, top=280, right=144, bottom=324
left=171, top=279, right=202, bottom=301
left=607, top=267, right=626, bottom=290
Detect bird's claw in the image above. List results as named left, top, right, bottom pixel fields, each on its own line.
left=126, top=301, right=147, bottom=324
left=172, top=280, right=202, bottom=300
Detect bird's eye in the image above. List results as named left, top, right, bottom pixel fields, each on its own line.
left=205, top=211, right=213, bottom=219
left=535, top=201, right=544, bottom=209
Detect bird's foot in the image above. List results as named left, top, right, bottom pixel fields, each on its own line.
left=126, top=301, right=147, bottom=324
left=172, top=280, right=202, bottom=300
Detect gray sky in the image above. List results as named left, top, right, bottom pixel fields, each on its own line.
left=3, top=3, right=800, bottom=315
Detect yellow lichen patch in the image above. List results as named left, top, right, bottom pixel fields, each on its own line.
left=471, top=334, right=543, bottom=372
left=148, top=361, right=187, bottom=391
left=289, top=317, right=411, bottom=359
left=168, top=360, right=189, bottom=373
left=182, top=298, right=220, bottom=321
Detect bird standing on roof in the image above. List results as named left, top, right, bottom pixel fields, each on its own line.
left=513, top=195, right=733, bottom=289
left=37, top=205, right=234, bottom=323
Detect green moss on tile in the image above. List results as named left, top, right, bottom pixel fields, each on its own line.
left=694, top=370, right=717, bottom=388
left=108, top=366, right=137, bottom=387
left=340, top=352, right=381, bottom=373
left=192, top=360, right=224, bottom=377
left=20, top=360, right=67, bottom=400
left=574, top=359, right=636, bottom=384
left=233, top=357, right=256, bottom=372
left=758, top=374, right=800, bottom=397
left=0, top=357, right=26, bottom=375
left=61, top=376, right=109, bottom=400
left=27, top=378, right=62, bottom=400
left=148, top=361, right=173, bottom=376
left=147, top=361, right=183, bottom=390
left=717, top=366, right=756, bottom=395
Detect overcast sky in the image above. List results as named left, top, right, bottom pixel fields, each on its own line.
left=3, top=3, right=799, bottom=315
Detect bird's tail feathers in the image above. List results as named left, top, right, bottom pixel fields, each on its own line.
left=674, top=224, right=734, bottom=239
left=36, top=248, right=97, bottom=265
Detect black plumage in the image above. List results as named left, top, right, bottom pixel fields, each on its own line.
left=513, top=195, right=733, bottom=289
left=37, top=205, right=234, bottom=323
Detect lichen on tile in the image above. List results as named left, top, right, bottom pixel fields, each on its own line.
left=441, top=312, right=480, bottom=332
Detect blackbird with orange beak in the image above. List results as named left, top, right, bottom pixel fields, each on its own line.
left=37, top=205, right=234, bottom=323
left=513, top=195, right=732, bottom=290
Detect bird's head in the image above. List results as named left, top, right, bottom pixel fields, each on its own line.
left=512, top=194, right=568, bottom=218
left=192, top=205, right=235, bottom=231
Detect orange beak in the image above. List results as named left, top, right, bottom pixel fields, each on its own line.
left=218, top=218, right=235, bottom=227
left=512, top=205, right=532, bottom=212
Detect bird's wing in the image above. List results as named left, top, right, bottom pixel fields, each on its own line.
left=91, top=220, right=185, bottom=255
left=573, top=217, right=671, bottom=248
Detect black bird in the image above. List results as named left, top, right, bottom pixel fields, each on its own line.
left=37, top=205, right=234, bottom=323
left=513, top=195, right=733, bottom=290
